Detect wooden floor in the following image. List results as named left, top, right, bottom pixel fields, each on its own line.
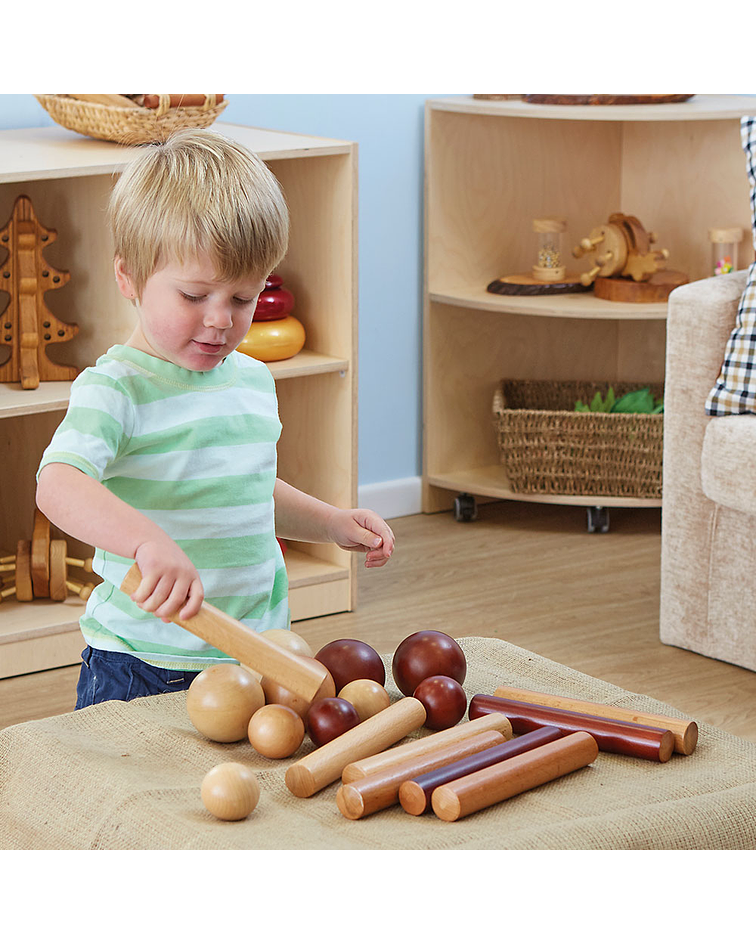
left=2, top=500, right=756, bottom=742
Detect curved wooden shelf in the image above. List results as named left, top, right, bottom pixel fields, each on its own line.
left=429, top=95, right=756, bottom=122
left=427, top=465, right=662, bottom=509
left=429, top=286, right=668, bottom=320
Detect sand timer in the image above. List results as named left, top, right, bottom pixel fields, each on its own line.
left=532, top=217, right=566, bottom=282
left=709, top=227, right=743, bottom=276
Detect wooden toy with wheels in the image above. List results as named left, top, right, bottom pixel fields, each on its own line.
left=572, top=212, right=687, bottom=301
left=0, top=509, right=95, bottom=604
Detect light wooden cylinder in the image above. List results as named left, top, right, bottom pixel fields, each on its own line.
left=493, top=684, right=698, bottom=755
left=285, top=697, right=427, bottom=798
left=431, top=731, right=599, bottom=822
left=398, top=725, right=562, bottom=816
left=120, top=562, right=329, bottom=703
left=335, top=729, right=506, bottom=820
left=341, top=712, right=513, bottom=784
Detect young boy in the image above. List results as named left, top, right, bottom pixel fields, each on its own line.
left=35, top=128, right=394, bottom=708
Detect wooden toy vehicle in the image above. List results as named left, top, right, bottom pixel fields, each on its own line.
left=572, top=212, right=687, bottom=301
left=0, top=509, right=95, bottom=604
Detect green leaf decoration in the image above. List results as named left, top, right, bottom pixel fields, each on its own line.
left=574, top=386, right=663, bottom=414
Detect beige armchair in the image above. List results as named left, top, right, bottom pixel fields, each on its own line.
left=660, top=269, right=756, bottom=671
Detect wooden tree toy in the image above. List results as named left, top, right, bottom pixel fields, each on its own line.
left=0, top=510, right=95, bottom=605
left=0, top=195, right=79, bottom=389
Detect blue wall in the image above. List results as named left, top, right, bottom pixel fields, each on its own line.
left=224, top=95, right=429, bottom=490
left=0, top=93, right=435, bottom=492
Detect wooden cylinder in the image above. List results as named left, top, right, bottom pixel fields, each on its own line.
left=120, top=562, right=329, bottom=703
left=493, top=684, right=698, bottom=755
left=432, top=731, right=598, bottom=822
left=336, top=730, right=507, bottom=820
left=469, top=694, right=674, bottom=762
left=285, top=697, right=427, bottom=798
left=341, top=712, right=513, bottom=784
left=399, top=725, right=563, bottom=815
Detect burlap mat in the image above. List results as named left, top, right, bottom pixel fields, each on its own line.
left=2, top=636, right=755, bottom=850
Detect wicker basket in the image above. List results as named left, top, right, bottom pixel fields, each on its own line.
left=35, top=94, right=228, bottom=145
left=492, top=380, right=664, bottom=498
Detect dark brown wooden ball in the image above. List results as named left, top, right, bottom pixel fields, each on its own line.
left=392, top=630, right=466, bottom=696
left=413, top=675, right=468, bottom=730
left=306, top=697, right=361, bottom=747
left=315, top=638, right=385, bottom=692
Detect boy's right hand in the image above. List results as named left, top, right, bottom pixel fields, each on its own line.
left=129, top=540, right=204, bottom=623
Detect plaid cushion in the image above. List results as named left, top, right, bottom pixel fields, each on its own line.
left=705, top=116, right=756, bottom=416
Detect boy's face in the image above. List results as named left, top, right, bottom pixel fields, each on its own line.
left=116, top=254, right=266, bottom=372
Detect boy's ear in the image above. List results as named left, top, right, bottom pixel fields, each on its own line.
left=114, top=257, right=137, bottom=301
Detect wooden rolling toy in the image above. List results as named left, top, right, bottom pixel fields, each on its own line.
left=120, top=562, right=330, bottom=704
left=398, top=725, right=563, bottom=816
left=285, top=697, right=428, bottom=798
left=336, top=729, right=507, bottom=820
left=431, top=731, right=599, bottom=822
left=493, top=685, right=698, bottom=755
left=340, top=713, right=514, bottom=784
left=0, top=510, right=95, bottom=604
left=0, top=195, right=79, bottom=389
left=571, top=212, right=686, bottom=302
left=469, top=694, right=675, bottom=762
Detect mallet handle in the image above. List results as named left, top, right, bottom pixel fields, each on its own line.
left=341, top=712, right=513, bottom=784
left=285, top=697, right=427, bottom=798
left=493, top=684, right=697, bottom=755
left=470, top=694, right=674, bottom=762
left=399, top=725, right=562, bottom=815
left=432, top=731, right=599, bottom=822
left=336, top=730, right=506, bottom=820
left=120, top=562, right=328, bottom=703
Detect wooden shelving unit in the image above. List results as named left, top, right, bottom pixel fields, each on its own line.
left=423, top=94, right=756, bottom=520
left=0, top=121, right=358, bottom=678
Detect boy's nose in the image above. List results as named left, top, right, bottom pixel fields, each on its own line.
left=204, top=303, right=234, bottom=329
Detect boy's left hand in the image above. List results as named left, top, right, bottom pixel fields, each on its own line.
left=328, top=509, right=395, bottom=568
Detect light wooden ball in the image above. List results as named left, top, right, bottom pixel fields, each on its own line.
left=259, top=628, right=313, bottom=658
left=338, top=678, right=391, bottom=722
left=248, top=704, right=305, bottom=759
left=201, top=762, right=260, bottom=821
left=261, top=657, right=335, bottom=718
left=186, top=664, right=265, bottom=742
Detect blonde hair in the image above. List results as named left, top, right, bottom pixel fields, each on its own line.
left=108, top=128, right=289, bottom=297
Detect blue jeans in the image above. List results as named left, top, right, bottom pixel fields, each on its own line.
left=75, top=646, right=200, bottom=709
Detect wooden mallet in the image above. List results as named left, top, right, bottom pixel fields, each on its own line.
left=120, top=562, right=329, bottom=703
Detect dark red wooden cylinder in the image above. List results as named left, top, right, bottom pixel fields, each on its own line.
left=468, top=694, right=675, bottom=762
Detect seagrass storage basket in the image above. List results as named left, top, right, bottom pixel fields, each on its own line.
left=492, top=380, right=664, bottom=498
left=35, top=95, right=228, bottom=145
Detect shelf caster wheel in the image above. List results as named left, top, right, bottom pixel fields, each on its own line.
left=454, top=493, right=478, bottom=522
left=586, top=506, right=610, bottom=533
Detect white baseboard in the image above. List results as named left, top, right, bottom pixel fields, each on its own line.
left=358, top=476, right=423, bottom=520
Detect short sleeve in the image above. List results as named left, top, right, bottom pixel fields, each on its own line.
left=37, top=368, right=134, bottom=482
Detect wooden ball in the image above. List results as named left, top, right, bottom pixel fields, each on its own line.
left=338, top=678, right=391, bottom=722
left=306, top=697, right=361, bottom=747
left=186, top=664, right=265, bottom=742
left=315, top=638, right=385, bottom=692
left=261, top=657, right=335, bottom=718
left=392, top=630, right=466, bottom=696
left=259, top=628, right=313, bottom=658
left=201, top=762, right=260, bottom=821
left=413, top=675, right=468, bottom=730
left=248, top=704, right=305, bottom=759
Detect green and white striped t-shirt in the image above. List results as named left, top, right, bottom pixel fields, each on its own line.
left=37, top=344, right=289, bottom=671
